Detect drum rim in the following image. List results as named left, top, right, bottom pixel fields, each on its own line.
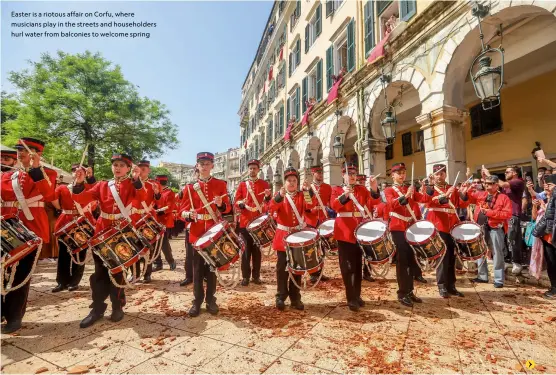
left=317, top=219, right=335, bottom=236
left=89, top=219, right=132, bottom=247
left=284, top=227, right=320, bottom=247
left=2, top=239, right=41, bottom=266
left=194, top=221, right=227, bottom=249
left=450, top=220, right=482, bottom=243
left=54, top=216, right=93, bottom=237
left=247, top=213, right=270, bottom=230
left=405, top=219, right=438, bottom=245
left=354, top=219, right=388, bottom=245
left=287, top=260, right=324, bottom=275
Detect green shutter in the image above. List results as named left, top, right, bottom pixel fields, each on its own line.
left=347, top=19, right=355, bottom=72
left=305, top=24, right=309, bottom=53
left=295, top=86, right=300, bottom=120
left=296, top=39, right=301, bottom=66
left=401, top=0, right=416, bottom=21
left=316, top=3, right=322, bottom=37
left=296, top=0, right=301, bottom=17
left=280, top=105, right=284, bottom=134
left=364, top=1, right=375, bottom=55
left=326, top=45, right=333, bottom=92
left=302, top=77, right=308, bottom=113
left=287, top=99, right=290, bottom=122
left=316, top=59, right=323, bottom=102
left=326, top=0, right=333, bottom=18
left=288, top=52, right=292, bottom=77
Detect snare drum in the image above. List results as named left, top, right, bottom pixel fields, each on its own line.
left=355, top=219, right=395, bottom=264
left=54, top=216, right=95, bottom=254
left=135, top=213, right=165, bottom=244
left=317, top=219, right=338, bottom=253
left=284, top=228, right=323, bottom=275
left=405, top=220, right=446, bottom=268
left=1, top=214, right=42, bottom=269
left=450, top=221, right=487, bottom=261
left=194, top=221, right=245, bottom=271
left=89, top=219, right=151, bottom=274
left=246, top=214, right=276, bottom=248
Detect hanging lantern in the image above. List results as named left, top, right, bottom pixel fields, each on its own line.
left=273, top=170, right=281, bottom=184
left=381, top=109, right=397, bottom=144
left=305, top=151, right=314, bottom=169
left=333, top=135, right=344, bottom=161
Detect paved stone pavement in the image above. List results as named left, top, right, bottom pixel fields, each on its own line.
left=2, top=234, right=556, bottom=374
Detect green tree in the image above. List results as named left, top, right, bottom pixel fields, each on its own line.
left=3, top=51, right=179, bottom=178
left=149, top=166, right=180, bottom=191
left=1, top=91, right=22, bottom=137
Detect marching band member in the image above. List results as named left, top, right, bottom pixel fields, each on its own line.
left=424, top=164, right=464, bottom=298
left=51, top=164, right=96, bottom=293
left=152, top=174, right=177, bottom=274
left=358, top=173, right=375, bottom=282
left=72, top=153, right=145, bottom=328
left=234, top=159, right=271, bottom=286
left=179, top=152, right=231, bottom=317
left=304, top=164, right=332, bottom=284
left=331, top=164, right=380, bottom=311
left=384, top=162, right=432, bottom=307
left=1, top=138, right=57, bottom=334
left=270, top=165, right=316, bottom=311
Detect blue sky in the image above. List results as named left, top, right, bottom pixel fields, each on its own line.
left=1, top=1, right=273, bottom=165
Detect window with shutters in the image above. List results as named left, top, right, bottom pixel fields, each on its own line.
left=277, top=66, right=285, bottom=89
left=279, top=105, right=285, bottom=135
left=290, top=0, right=301, bottom=32
left=279, top=0, right=285, bottom=16
left=470, top=102, right=502, bottom=138
left=334, top=33, right=348, bottom=75
left=402, top=132, right=412, bottom=156
left=288, top=91, right=298, bottom=121
left=385, top=143, right=393, bottom=160
left=307, top=65, right=319, bottom=102
left=290, top=37, right=301, bottom=74
left=274, top=112, right=281, bottom=139
left=364, top=1, right=376, bottom=55
left=326, top=0, right=345, bottom=17
left=414, top=130, right=424, bottom=152
left=267, top=120, right=273, bottom=146
left=306, top=4, right=322, bottom=51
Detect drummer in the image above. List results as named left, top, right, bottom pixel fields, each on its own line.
left=152, top=174, right=177, bottom=274
left=304, top=164, right=332, bottom=284
left=270, top=165, right=316, bottom=311
left=51, top=163, right=97, bottom=293
left=357, top=173, right=375, bottom=283
left=233, top=159, right=271, bottom=287
left=331, top=164, right=380, bottom=312
left=179, top=152, right=231, bottom=317
left=384, top=162, right=432, bottom=307
left=425, top=164, right=464, bottom=298
left=72, top=153, right=145, bottom=328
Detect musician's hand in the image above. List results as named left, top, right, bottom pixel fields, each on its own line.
left=466, top=167, right=472, bottom=179
left=189, top=211, right=197, bottom=220
left=75, top=168, right=86, bottom=184
left=131, top=165, right=141, bottom=180
left=30, top=152, right=41, bottom=168
left=153, top=183, right=160, bottom=195
left=406, top=185, right=415, bottom=198
left=214, top=195, right=223, bottom=207
left=447, top=186, right=456, bottom=197
left=264, top=189, right=271, bottom=197
left=302, top=180, right=310, bottom=191
left=368, top=176, right=378, bottom=191
left=279, top=186, right=286, bottom=197
left=343, top=185, right=353, bottom=196
left=86, top=167, right=93, bottom=178
left=432, top=196, right=440, bottom=202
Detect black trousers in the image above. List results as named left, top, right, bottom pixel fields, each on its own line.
left=56, top=240, right=87, bottom=287
left=239, top=228, right=261, bottom=280
left=338, top=240, right=362, bottom=303
left=276, top=251, right=301, bottom=302
left=436, top=232, right=456, bottom=290
left=363, top=260, right=371, bottom=277
left=90, top=253, right=125, bottom=313
left=543, top=240, right=556, bottom=288
left=1, top=249, right=37, bottom=323
left=154, top=231, right=175, bottom=267
left=391, top=231, right=419, bottom=298
left=508, top=215, right=523, bottom=264
left=184, top=229, right=194, bottom=280
left=193, top=251, right=217, bottom=306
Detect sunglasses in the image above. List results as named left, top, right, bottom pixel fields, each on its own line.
left=484, top=182, right=495, bottom=186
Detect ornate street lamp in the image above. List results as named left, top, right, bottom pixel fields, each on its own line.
left=273, top=170, right=281, bottom=184
left=469, top=3, right=504, bottom=110
left=332, top=107, right=345, bottom=161
left=304, top=151, right=314, bottom=169
left=379, top=73, right=397, bottom=144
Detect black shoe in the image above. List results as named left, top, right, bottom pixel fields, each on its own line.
left=357, top=297, right=365, bottom=307
left=188, top=304, right=200, bottom=317
left=398, top=295, right=414, bottom=307
left=347, top=301, right=360, bottom=312
left=169, top=262, right=177, bottom=271
left=447, top=288, right=464, bottom=297
left=363, top=274, right=375, bottom=282
left=1, top=320, right=22, bottom=334
left=52, top=284, right=67, bottom=293
left=319, top=275, right=330, bottom=282
left=543, top=288, right=556, bottom=299
left=408, top=292, right=422, bottom=303
left=439, top=288, right=450, bottom=298
left=241, top=278, right=249, bottom=286
left=180, top=278, right=193, bottom=287
left=206, top=301, right=219, bottom=315
left=494, top=283, right=503, bottom=288
left=471, top=277, right=488, bottom=284
left=276, top=299, right=286, bottom=311
left=290, top=300, right=304, bottom=311
left=110, top=309, right=124, bottom=322
left=152, top=265, right=163, bottom=272
left=142, top=275, right=152, bottom=283
left=80, top=310, right=104, bottom=328
left=252, top=278, right=262, bottom=285
left=414, top=276, right=427, bottom=284
left=67, top=285, right=79, bottom=291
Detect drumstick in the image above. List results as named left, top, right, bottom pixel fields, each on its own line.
left=20, top=139, right=51, bottom=187
left=433, top=166, right=446, bottom=176
left=200, top=194, right=228, bottom=209
left=0, top=164, right=19, bottom=170
left=411, top=162, right=414, bottom=186
left=78, top=143, right=89, bottom=169
left=452, top=171, right=460, bottom=186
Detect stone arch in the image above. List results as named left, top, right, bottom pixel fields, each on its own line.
left=265, top=165, right=273, bottom=182
left=287, top=148, right=300, bottom=170
left=304, top=136, right=324, bottom=168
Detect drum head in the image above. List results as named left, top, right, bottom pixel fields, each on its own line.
left=318, top=219, right=335, bottom=236
left=451, top=222, right=481, bottom=241
left=406, top=221, right=435, bottom=244
left=195, top=223, right=224, bottom=248
left=286, top=230, right=317, bottom=246
left=247, top=214, right=268, bottom=229
left=356, top=220, right=387, bottom=242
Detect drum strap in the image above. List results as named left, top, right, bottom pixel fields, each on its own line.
left=433, top=185, right=459, bottom=220
left=348, top=191, right=368, bottom=219
left=108, top=180, right=132, bottom=221
left=285, top=193, right=305, bottom=228
left=68, top=183, right=86, bottom=217
left=11, top=171, right=34, bottom=221
left=193, top=182, right=219, bottom=222
left=392, top=185, right=417, bottom=222
left=310, top=183, right=328, bottom=218
left=246, top=180, right=263, bottom=214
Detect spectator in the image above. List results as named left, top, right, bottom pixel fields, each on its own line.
left=535, top=167, right=548, bottom=193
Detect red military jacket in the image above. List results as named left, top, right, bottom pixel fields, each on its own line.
left=425, top=184, right=462, bottom=233
left=156, top=187, right=176, bottom=228
left=131, top=179, right=162, bottom=223
left=1, top=167, right=57, bottom=243
left=178, top=176, right=231, bottom=245
left=384, top=184, right=431, bottom=232
left=460, top=190, right=512, bottom=231
left=269, top=190, right=316, bottom=252
left=331, top=185, right=381, bottom=244
left=375, top=201, right=389, bottom=221
left=304, top=182, right=332, bottom=228
left=234, top=178, right=271, bottom=228
left=72, top=177, right=146, bottom=233
left=54, top=182, right=96, bottom=232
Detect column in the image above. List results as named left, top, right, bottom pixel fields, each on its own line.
left=322, top=157, right=343, bottom=186
left=361, top=138, right=387, bottom=182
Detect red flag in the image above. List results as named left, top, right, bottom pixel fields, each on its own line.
left=268, top=66, right=273, bottom=81
left=301, top=101, right=315, bottom=126
left=367, top=32, right=391, bottom=65
left=327, top=71, right=345, bottom=105
left=284, top=119, right=295, bottom=141
left=279, top=46, right=284, bottom=61
left=244, top=141, right=247, bottom=149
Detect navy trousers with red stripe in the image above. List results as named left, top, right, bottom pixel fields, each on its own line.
left=90, top=253, right=125, bottom=313
left=1, top=249, right=37, bottom=323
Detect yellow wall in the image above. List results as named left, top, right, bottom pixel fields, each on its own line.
left=465, top=69, right=556, bottom=170
left=385, top=124, right=426, bottom=179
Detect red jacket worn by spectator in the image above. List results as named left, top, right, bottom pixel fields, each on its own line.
left=460, top=190, right=512, bottom=231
